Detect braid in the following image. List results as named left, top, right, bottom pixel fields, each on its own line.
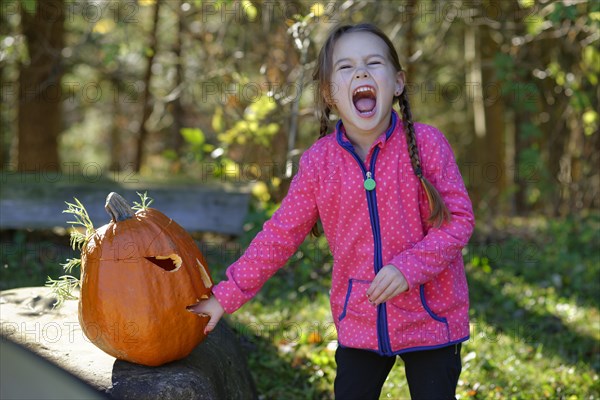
left=310, top=22, right=452, bottom=235
left=311, top=108, right=331, bottom=237
left=398, top=91, right=451, bottom=227
left=398, top=92, right=421, bottom=174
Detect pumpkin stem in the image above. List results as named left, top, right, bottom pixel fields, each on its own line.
left=105, top=192, right=135, bottom=222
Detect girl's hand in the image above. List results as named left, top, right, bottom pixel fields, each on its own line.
left=186, top=295, right=225, bottom=335
left=367, top=265, right=409, bottom=305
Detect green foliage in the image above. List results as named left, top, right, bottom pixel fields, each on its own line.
left=2, top=0, right=599, bottom=392
left=461, top=215, right=600, bottom=398
left=20, top=0, right=36, bottom=14
left=45, top=192, right=157, bottom=306
left=62, top=198, right=95, bottom=250
left=0, top=231, right=69, bottom=291
left=217, top=97, right=279, bottom=147
left=45, top=275, right=79, bottom=308
left=205, top=210, right=600, bottom=399
left=3, top=208, right=599, bottom=398
left=180, top=127, right=215, bottom=163
left=131, top=191, right=154, bottom=211
left=45, top=198, right=95, bottom=306
left=3, top=0, right=598, bottom=215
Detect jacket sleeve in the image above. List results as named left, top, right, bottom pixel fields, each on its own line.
left=212, top=152, right=319, bottom=313
left=388, top=126, right=475, bottom=290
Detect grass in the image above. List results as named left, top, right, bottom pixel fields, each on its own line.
left=0, top=229, right=74, bottom=291
left=1, top=211, right=599, bottom=399
left=206, top=210, right=600, bottom=399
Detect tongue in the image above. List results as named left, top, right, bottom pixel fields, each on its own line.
left=355, top=97, right=376, bottom=112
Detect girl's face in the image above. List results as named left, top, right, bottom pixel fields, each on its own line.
left=328, top=31, right=404, bottom=138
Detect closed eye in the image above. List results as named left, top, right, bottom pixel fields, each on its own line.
left=339, top=65, right=352, bottom=70
left=368, top=61, right=382, bottom=66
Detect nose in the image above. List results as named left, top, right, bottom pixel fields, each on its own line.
left=355, top=69, right=369, bottom=79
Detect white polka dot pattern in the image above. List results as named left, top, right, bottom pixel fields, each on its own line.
left=213, top=111, right=475, bottom=354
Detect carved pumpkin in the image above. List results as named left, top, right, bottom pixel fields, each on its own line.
left=79, top=192, right=213, bottom=366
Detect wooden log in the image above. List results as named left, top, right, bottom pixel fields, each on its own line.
left=0, top=178, right=250, bottom=235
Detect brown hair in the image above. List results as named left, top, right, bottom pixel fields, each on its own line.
left=311, top=24, right=450, bottom=236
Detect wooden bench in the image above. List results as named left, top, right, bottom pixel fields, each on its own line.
left=0, top=174, right=251, bottom=235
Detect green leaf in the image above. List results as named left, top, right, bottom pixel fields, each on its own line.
left=583, top=109, right=598, bottom=136
left=61, top=258, right=81, bottom=274
left=102, top=44, right=120, bottom=64
left=162, top=149, right=178, bottom=161
left=526, top=16, right=545, bottom=36
left=520, top=122, right=543, bottom=139
left=132, top=191, right=154, bottom=211
left=583, top=46, right=600, bottom=73
left=518, top=0, right=534, bottom=7
left=242, top=0, right=257, bottom=21
left=564, top=5, right=578, bottom=20
left=63, top=198, right=95, bottom=249
left=212, top=106, right=225, bottom=133
left=46, top=275, right=80, bottom=308
left=548, top=2, right=564, bottom=23
left=570, top=91, right=590, bottom=111
left=21, top=0, right=36, bottom=14
left=180, top=127, right=205, bottom=145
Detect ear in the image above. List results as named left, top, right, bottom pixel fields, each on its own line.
left=394, top=70, right=406, bottom=96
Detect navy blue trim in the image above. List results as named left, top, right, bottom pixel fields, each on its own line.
left=335, top=120, right=353, bottom=150
left=385, top=111, right=398, bottom=140
left=367, top=147, right=393, bottom=355
left=339, top=278, right=371, bottom=322
left=335, top=117, right=397, bottom=355
left=420, top=285, right=450, bottom=342
left=335, top=111, right=398, bottom=151
left=338, top=280, right=353, bottom=321
left=419, top=285, right=448, bottom=324
left=390, top=335, right=470, bottom=356
left=337, top=335, right=471, bottom=357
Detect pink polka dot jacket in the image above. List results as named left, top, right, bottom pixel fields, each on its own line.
left=213, top=111, right=475, bottom=355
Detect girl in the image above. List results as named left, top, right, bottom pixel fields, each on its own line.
left=189, top=23, right=475, bottom=400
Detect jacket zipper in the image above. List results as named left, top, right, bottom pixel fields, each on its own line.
left=342, top=145, right=392, bottom=355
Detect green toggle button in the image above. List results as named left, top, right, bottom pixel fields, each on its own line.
left=364, top=178, right=376, bottom=191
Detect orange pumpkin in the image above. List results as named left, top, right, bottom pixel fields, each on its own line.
left=79, top=192, right=212, bottom=366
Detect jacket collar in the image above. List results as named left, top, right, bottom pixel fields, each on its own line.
left=335, top=110, right=399, bottom=151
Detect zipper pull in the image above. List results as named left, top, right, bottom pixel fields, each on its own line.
left=364, top=171, right=376, bottom=191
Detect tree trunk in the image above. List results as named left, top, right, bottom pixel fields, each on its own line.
left=109, top=78, right=123, bottom=172
left=480, top=8, right=506, bottom=215
left=404, top=0, right=417, bottom=82
left=133, top=1, right=161, bottom=172
left=1, top=60, right=5, bottom=169
left=170, top=0, right=185, bottom=169
left=17, top=0, right=64, bottom=172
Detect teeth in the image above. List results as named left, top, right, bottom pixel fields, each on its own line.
left=353, top=86, right=375, bottom=96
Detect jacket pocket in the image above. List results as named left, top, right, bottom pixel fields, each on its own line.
left=387, top=284, right=450, bottom=348
left=337, top=279, right=378, bottom=349
left=388, top=285, right=450, bottom=350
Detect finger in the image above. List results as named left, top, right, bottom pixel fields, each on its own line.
left=204, top=311, right=222, bottom=335
left=186, top=302, right=201, bottom=313
left=204, top=316, right=216, bottom=335
left=369, top=278, right=393, bottom=305
left=367, top=269, right=389, bottom=297
left=374, top=284, right=402, bottom=305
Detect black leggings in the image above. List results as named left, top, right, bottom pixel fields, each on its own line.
left=334, top=344, right=462, bottom=400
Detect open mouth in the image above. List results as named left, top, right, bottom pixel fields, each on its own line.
left=352, top=86, right=377, bottom=117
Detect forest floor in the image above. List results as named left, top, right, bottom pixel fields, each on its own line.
left=1, top=212, right=599, bottom=399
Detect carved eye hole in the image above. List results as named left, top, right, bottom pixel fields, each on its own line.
left=145, top=254, right=182, bottom=272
